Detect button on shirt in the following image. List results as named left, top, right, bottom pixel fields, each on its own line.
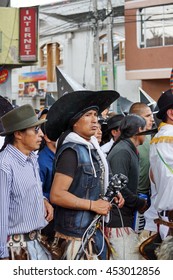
left=0, top=144, right=47, bottom=258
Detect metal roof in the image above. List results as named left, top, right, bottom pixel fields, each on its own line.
left=39, top=0, right=124, bottom=37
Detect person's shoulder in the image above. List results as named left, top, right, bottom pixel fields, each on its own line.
left=0, top=148, right=14, bottom=172
left=107, top=141, right=129, bottom=158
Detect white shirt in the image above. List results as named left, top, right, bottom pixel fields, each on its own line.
left=101, top=138, right=114, bottom=156
left=150, top=123, right=173, bottom=212
left=0, top=136, right=4, bottom=149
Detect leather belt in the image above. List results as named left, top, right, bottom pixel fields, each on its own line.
left=7, top=230, right=40, bottom=247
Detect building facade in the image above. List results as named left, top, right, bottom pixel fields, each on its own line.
left=125, top=0, right=173, bottom=100
left=10, top=1, right=144, bottom=108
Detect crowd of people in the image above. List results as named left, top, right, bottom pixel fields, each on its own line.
left=0, top=88, right=173, bottom=260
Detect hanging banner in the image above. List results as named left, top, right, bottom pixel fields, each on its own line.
left=19, top=6, right=38, bottom=62
left=170, top=68, right=173, bottom=93
left=0, top=69, right=8, bottom=84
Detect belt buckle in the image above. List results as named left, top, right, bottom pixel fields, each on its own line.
left=29, top=231, right=37, bottom=241
left=12, top=234, right=21, bottom=243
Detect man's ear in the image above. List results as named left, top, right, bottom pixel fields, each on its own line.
left=14, top=131, right=23, bottom=140
left=111, top=128, right=119, bottom=136
left=167, top=108, right=173, bottom=121
left=44, top=134, right=51, bottom=143
left=138, top=127, right=143, bottom=133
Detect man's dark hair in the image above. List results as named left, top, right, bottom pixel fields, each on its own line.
left=120, top=114, right=146, bottom=139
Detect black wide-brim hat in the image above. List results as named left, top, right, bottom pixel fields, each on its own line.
left=45, top=90, right=120, bottom=141
left=0, top=96, right=13, bottom=133
left=107, top=114, right=124, bottom=131
left=156, top=89, right=173, bottom=119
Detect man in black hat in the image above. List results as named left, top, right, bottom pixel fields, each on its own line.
left=0, top=96, right=13, bottom=149
left=101, top=114, right=124, bottom=155
left=0, top=104, right=53, bottom=260
left=45, top=90, right=125, bottom=260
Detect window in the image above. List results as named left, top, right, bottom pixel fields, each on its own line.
left=99, top=33, right=125, bottom=63
left=138, top=4, right=173, bottom=48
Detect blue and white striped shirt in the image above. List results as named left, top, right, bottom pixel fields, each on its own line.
left=0, top=144, right=48, bottom=258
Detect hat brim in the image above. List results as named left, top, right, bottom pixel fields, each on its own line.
left=0, top=119, right=46, bottom=136
left=0, top=96, right=13, bottom=117
left=106, top=121, right=122, bottom=132
left=136, top=127, right=158, bottom=136
left=45, top=90, right=120, bottom=141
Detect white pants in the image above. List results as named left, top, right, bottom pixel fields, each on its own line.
left=108, top=227, right=143, bottom=260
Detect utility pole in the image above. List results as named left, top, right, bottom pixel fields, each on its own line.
left=92, top=0, right=101, bottom=90
left=106, top=0, right=115, bottom=90
left=106, top=0, right=117, bottom=112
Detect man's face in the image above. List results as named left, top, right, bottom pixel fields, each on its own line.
left=137, top=126, right=147, bottom=145
left=111, top=128, right=121, bottom=142
left=73, top=109, right=98, bottom=141
left=140, top=107, right=154, bottom=130
left=16, top=125, right=44, bottom=154
left=94, top=122, right=102, bottom=144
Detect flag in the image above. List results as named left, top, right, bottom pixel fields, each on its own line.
left=117, top=96, right=133, bottom=115
left=170, top=68, right=173, bottom=93
left=139, top=87, right=157, bottom=113
left=56, top=67, right=85, bottom=97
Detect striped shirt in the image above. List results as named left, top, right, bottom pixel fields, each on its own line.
left=0, top=144, right=48, bottom=258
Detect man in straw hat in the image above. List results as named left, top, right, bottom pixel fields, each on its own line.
left=45, top=90, right=125, bottom=260
left=139, top=89, right=173, bottom=259
left=0, top=104, right=53, bottom=260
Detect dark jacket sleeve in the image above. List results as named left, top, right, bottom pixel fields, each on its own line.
left=121, top=187, right=146, bottom=211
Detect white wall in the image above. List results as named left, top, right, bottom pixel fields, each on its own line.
left=116, top=64, right=141, bottom=102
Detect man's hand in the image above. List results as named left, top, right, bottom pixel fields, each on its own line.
left=91, top=199, right=112, bottom=215
left=44, top=199, right=54, bottom=222
left=114, top=192, right=125, bottom=208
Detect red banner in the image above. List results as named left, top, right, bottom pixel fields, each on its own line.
left=0, top=69, right=8, bottom=84
left=19, top=7, right=38, bottom=62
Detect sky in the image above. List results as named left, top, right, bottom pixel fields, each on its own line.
left=11, top=0, right=60, bottom=7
